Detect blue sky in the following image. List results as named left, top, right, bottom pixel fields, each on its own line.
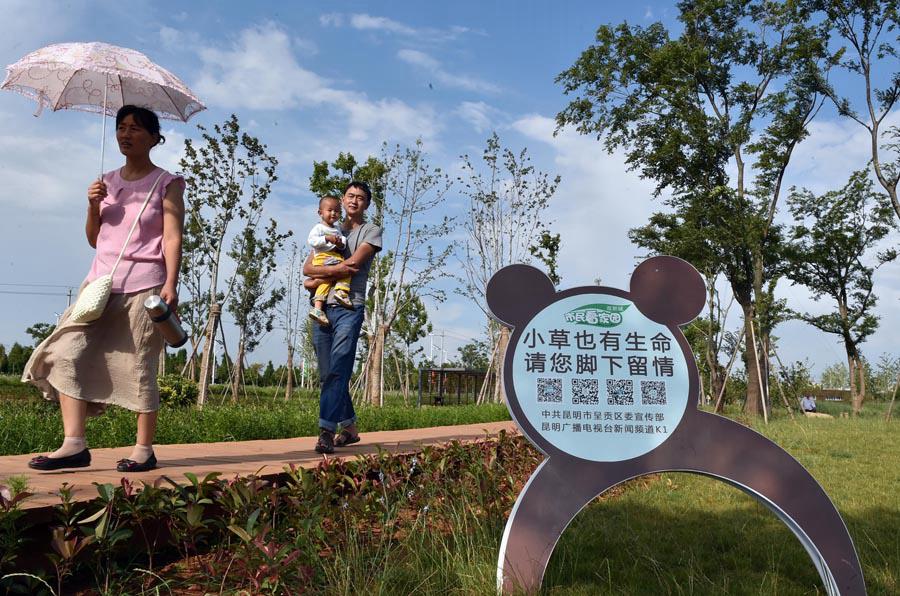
left=1, top=0, right=897, bottom=380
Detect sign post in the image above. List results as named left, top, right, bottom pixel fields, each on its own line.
left=487, top=256, right=865, bottom=595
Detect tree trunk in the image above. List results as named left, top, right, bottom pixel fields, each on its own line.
left=849, top=350, right=865, bottom=416
left=493, top=325, right=510, bottom=403
left=231, top=335, right=245, bottom=404
left=365, top=325, right=387, bottom=406
left=285, top=344, right=294, bottom=400
left=158, top=346, right=166, bottom=377
left=188, top=351, right=197, bottom=382
left=751, top=253, right=770, bottom=410
left=196, top=303, right=221, bottom=408
left=886, top=370, right=899, bottom=421
left=704, top=281, right=717, bottom=406
left=741, top=303, right=764, bottom=417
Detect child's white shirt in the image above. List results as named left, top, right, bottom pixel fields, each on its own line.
left=308, top=222, right=346, bottom=253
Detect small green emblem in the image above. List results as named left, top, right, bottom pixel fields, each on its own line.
left=564, top=303, right=629, bottom=327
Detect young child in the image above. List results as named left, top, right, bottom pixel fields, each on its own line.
left=308, top=195, right=353, bottom=326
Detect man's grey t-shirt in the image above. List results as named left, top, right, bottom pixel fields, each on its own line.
left=325, top=222, right=382, bottom=307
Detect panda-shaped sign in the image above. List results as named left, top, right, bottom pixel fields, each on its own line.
left=487, top=257, right=865, bottom=595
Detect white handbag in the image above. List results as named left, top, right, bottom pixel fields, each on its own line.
left=70, top=172, right=166, bottom=323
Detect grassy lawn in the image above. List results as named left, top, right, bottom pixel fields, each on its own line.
left=0, top=375, right=510, bottom=456
left=544, top=405, right=898, bottom=595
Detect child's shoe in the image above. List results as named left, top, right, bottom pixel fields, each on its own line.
left=334, top=289, right=354, bottom=309
left=309, top=307, right=330, bottom=326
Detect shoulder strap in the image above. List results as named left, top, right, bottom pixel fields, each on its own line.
left=109, top=171, right=167, bottom=277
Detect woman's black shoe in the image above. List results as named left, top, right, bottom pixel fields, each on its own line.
left=116, top=453, right=157, bottom=472
left=28, top=449, right=91, bottom=470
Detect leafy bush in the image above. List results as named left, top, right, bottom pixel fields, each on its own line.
left=0, top=432, right=537, bottom=594
left=157, top=374, right=198, bottom=408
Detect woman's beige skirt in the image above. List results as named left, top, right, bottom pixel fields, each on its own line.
left=22, top=285, right=164, bottom=416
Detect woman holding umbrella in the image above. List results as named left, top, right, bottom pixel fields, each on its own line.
left=23, top=105, right=185, bottom=472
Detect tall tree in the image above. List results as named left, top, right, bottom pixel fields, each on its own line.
left=25, top=322, right=56, bottom=346
left=178, top=198, right=212, bottom=380
left=389, top=288, right=432, bottom=403
left=362, top=141, right=454, bottom=406
left=816, top=0, right=900, bottom=221
left=872, top=352, right=900, bottom=399
left=278, top=242, right=309, bottom=400
left=457, top=133, right=560, bottom=403
left=309, top=153, right=388, bottom=223
left=6, top=343, right=31, bottom=375
left=785, top=170, right=898, bottom=414
left=226, top=218, right=290, bottom=402
left=180, top=114, right=278, bottom=406
left=457, top=339, right=490, bottom=371
left=556, top=0, right=831, bottom=416
left=820, top=361, right=850, bottom=388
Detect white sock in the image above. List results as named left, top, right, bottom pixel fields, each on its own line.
left=127, top=443, right=154, bottom=464
left=50, top=436, right=86, bottom=458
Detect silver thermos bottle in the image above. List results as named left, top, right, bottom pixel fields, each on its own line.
left=144, top=295, right=188, bottom=348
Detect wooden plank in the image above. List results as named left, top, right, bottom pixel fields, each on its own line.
left=0, top=421, right=516, bottom=510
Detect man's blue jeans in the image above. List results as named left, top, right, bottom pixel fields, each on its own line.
left=312, top=305, right=364, bottom=432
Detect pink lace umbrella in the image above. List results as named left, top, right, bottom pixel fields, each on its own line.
left=1, top=42, right=205, bottom=175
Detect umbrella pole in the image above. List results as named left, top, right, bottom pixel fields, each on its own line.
left=99, top=74, right=108, bottom=179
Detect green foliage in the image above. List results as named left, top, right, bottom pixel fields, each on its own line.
left=25, top=323, right=55, bottom=347
left=227, top=217, right=291, bottom=354
left=558, top=0, right=834, bottom=416
left=529, top=230, right=562, bottom=285
left=309, top=152, right=388, bottom=226
left=871, top=353, right=900, bottom=399
left=775, top=359, right=816, bottom=404
left=4, top=344, right=31, bottom=376
left=180, top=113, right=281, bottom=399
left=0, top=375, right=40, bottom=400
left=456, top=339, right=490, bottom=371
left=0, top=432, right=538, bottom=594
left=786, top=170, right=898, bottom=349
left=817, top=0, right=900, bottom=223
left=0, top=345, right=6, bottom=375
left=821, top=361, right=851, bottom=389
left=457, top=132, right=561, bottom=306
left=157, top=374, right=199, bottom=408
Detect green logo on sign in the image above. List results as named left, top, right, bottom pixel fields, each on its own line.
left=564, top=304, right=629, bottom=327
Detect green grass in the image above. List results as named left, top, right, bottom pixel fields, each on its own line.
left=0, top=375, right=40, bottom=400
left=0, top=389, right=510, bottom=456
left=543, top=409, right=899, bottom=595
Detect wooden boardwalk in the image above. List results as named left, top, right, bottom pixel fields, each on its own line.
left=0, top=421, right=517, bottom=511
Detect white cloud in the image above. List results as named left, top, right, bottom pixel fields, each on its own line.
left=456, top=101, right=505, bottom=133
left=397, top=49, right=500, bottom=94
left=0, top=124, right=97, bottom=212
left=190, top=23, right=441, bottom=145
left=319, top=13, right=344, bottom=27
left=321, top=12, right=476, bottom=42
left=0, top=0, right=84, bottom=58
left=397, top=48, right=440, bottom=70
left=512, top=114, right=662, bottom=286
left=349, top=14, right=417, bottom=36
left=193, top=23, right=328, bottom=110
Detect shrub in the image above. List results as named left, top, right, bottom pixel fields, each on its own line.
left=158, top=374, right=198, bottom=408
